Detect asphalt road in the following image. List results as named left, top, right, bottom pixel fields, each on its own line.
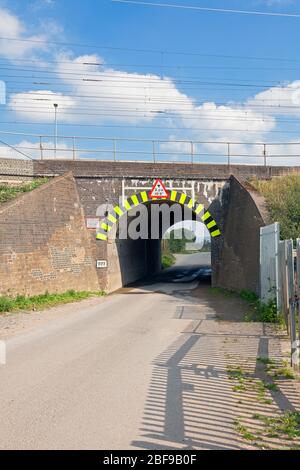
left=0, top=253, right=233, bottom=451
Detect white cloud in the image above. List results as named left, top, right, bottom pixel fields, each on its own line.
left=56, top=53, right=194, bottom=123
left=0, top=6, right=64, bottom=63
left=160, top=100, right=276, bottom=162
left=9, top=90, right=77, bottom=122
left=0, top=7, right=50, bottom=60
left=9, top=53, right=194, bottom=124
left=9, top=52, right=274, bottom=144
left=248, top=81, right=300, bottom=116
left=185, top=101, right=275, bottom=139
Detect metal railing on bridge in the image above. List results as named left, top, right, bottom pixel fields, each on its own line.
left=1, top=131, right=300, bottom=166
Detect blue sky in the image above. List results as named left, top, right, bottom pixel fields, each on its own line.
left=1, top=0, right=300, bottom=163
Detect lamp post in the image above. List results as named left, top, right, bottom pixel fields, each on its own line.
left=54, top=103, right=58, bottom=159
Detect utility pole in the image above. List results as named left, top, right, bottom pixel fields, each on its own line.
left=54, top=103, right=58, bottom=159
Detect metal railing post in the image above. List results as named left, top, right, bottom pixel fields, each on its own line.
left=113, top=139, right=117, bottom=162
left=191, top=141, right=194, bottom=164
left=263, top=144, right=267, bottom=167
left=227, top=143, right=231, bottom=167
left=153, top=141, right=156, bottom=163
left=72, top=137, right=76, bottom=161
left=39, top=136, right=43, bottom=160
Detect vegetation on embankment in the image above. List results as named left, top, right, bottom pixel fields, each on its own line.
left=251, top=174, right=300, bottom=240
left=210, top=287, right=283, bottom=324
left=0, top=290, right=106, bottom=314
left=0, top=179, right=49, bottom=204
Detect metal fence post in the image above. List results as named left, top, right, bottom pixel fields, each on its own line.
left=289, top=239, right=297, bottom=369
left=296, top=239, right=300, bottom=368
left=290, top=299, right=299, bottom=369
left=279, top=240, right=289, bottom=329
left=153, top=141, right=156, bottom=163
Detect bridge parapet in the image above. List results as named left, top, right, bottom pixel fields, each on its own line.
left=1, top=158, right=300, bottom=183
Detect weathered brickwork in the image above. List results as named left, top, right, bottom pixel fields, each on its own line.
left=0, top=173, right=102, bottom=296
left=32, top=159, right=300, bottom=180
left=0, top=158, right=35, bottom=183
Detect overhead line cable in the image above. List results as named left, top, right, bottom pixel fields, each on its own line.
left=0, top=73, right=290, bottom=88
left=2, top=120, right=300, bottom=133
left=0, top=65, right=288, bottom=85
left=3, top=58, right=300, bottom=71
left=112, top=0, right=300, bottom=18
left=1, top=36, right=300, bottom=62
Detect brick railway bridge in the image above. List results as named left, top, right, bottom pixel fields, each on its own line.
left=0, top=158, right=298, bottom=296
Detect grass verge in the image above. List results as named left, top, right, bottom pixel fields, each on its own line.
left=210, top=287, right=283, bottom=324
left=252, top=412, right=300, bottom=440
left=0, top=290, right=106, bottom=314
left=227, top=355, right=300, bottom=449
left=0, top=179, right=49, bottom=204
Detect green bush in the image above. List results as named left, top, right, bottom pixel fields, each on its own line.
left=0, top=297, right=13, bottom=313
left=245, top=297, right=282, bottom=324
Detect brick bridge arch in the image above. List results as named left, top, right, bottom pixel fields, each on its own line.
left=96, top=189, right=221, bottom=242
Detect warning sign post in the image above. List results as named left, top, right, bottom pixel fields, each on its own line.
left=149, top=179, right=170, bottom=199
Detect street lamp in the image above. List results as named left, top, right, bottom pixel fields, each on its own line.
left=54, top=103, right=58, bottom=159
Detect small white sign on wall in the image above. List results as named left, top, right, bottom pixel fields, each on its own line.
left=0, top=341, right=6, bottom=365
left=97, top=260, right=108, bottom=269
left=86, top=218, right=100, bottom=230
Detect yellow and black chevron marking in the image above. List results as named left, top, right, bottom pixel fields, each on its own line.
left=96, top=190, right=221, bottom=241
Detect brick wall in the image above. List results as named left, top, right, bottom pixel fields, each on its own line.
left=0, top=172, right=102, bottom=296
left=0, top=159, right=35, bottom=183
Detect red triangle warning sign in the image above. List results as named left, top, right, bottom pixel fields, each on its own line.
left=149, top=179, right=170, bottom=199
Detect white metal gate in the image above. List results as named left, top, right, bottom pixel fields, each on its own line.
left=260, top=222, right=280, bottom=306
left=260, top=225, right=299, bottom=369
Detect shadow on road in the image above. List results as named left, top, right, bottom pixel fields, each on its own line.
left=130, top=256, right=300, bottom=450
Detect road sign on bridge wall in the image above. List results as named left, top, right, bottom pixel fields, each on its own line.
left=149, top=179, right=170, bottom=200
